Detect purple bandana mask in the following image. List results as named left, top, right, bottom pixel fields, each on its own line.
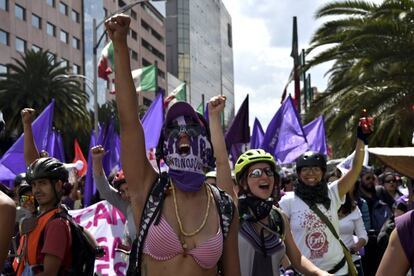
left=163, top=116, right=213, bottom=192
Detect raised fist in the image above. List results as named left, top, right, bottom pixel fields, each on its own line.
left=104, top=14, right=131, bottom=44
left=21, top=108, right=35, bottom=125
left=357, top=109, right=374, bottom=144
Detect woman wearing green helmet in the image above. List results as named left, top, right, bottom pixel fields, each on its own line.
left=235, top=150, right=330, bottom=276
left=208, top=97, right=330, bottom=276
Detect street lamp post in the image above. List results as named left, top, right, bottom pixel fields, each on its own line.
left=92, top=0, right=163, bottom=139
left=93, top=18, right=99, bottom=140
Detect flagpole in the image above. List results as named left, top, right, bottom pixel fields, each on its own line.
left=301, top=49, right=307, bottom=113
left=93, top=18, right=99, bottom=140
left=202, top=94, right=205, bottom=114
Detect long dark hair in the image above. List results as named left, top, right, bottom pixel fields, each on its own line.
left=338, top=193, right=356, bottom=216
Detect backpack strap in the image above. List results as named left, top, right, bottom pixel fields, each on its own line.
left=305, top=203, right=357, bottom=275
left=127, top=173, right=169, bottom=276
left=208, top=184, right=234, bottom=239
left=208, top=184, right=235, bottom=276
left=268, top=207, right=285, bottom=240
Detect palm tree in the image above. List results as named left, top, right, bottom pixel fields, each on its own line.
left=306, top=0, right=414, bottom=156
left=0, top=50, right=91, bottom=140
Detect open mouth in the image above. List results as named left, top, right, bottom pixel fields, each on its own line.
left=259, top=183, right=270, bottom=190
left=178, top=143, right=190, bottom=155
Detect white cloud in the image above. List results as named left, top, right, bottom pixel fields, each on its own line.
left=222, top=0, right=383, bottom=130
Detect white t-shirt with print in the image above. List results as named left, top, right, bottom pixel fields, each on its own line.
left=279, top=181, right=347, bottom=275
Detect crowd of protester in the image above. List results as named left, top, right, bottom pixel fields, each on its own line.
left=0, top=13, right=413, bottom=276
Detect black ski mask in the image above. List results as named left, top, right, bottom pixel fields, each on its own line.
left=239, top=194, right=274, bottom=222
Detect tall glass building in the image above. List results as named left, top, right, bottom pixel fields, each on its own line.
left=166, top=0, right=234, bottom=125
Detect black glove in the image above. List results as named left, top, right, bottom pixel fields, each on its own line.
left=357, top=125, right=370, bottom=145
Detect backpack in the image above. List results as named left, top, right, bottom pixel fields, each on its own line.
left=127, top=173, right=234, bottom=276
left=268, top=207, right=285, bottom=240
left=47, top=207, right=98, bottom=276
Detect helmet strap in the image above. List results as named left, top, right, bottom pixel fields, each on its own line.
left=50, top=179, right=62, bottom=207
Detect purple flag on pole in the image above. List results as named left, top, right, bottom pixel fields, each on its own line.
left=142, top=93, right=164, bottom=150
left=83, top=131, right=97, bottom=207
left=303, top=115, right=327, bottom=155
left=204, top=103, right=209, bottom=122
left=225, top=95, right=250, bottom=148
left=0, top=100, right=55, bottom=182
left=84, top=120, right=122, bottom=207
left=46, top=130, right=66, bottom=162
left=261, top=96, right=309, bottom=165
left=225, top=95, right=250, bottom=163
left=250, top=118, right=264, bottom=149
left=101, top=119, right=120, bottom=175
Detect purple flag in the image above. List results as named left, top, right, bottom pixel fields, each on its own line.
left=84, top=120, right=122, bottom=207
left=250, top=118, right=265, bottom=149
left=46, top=130, right=66, bottom=162
left=83, top=131, right=97, bottom=207
left=303, top=115, right=327, bottom=155
left=0, top=164, right=15, bottom=182
left=261, top=96, right=309, bottom=165
left=142, top=93, right=164, bottom=150
left=204, top=103, right=209, bottom=122
left=225, top=95, right=250, bottom=148
left=0, top=100, right=55, bottom=182
left=225, top=95, right=250, bottom=163
left=101, top=120, right=120, bottom=175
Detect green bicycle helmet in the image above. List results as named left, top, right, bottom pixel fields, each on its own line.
left=234, top=149, right=277, bottom=183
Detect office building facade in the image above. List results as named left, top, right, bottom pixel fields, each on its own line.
left=0, top=0, right=83, bottom=77
left=0, top=0, right=166, bottom=108
left=85, top=0, right=167, bottom=106
left=166, top=0, right=234, bottom=125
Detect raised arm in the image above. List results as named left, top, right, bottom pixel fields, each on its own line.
left=0, top=191, right=15, bottom=266
left=283, top=213, right=332, bottom=276
left=338, top=113, right=374, bottom=198
left=91, top=145, right=128, bottom=214
left=22, top=108, right=39, bottom=165
left=105, top=14, right=157, bottom=229
left=208, top=96, right=237, bottom=201
left=376, top=229, right=410, bottom=276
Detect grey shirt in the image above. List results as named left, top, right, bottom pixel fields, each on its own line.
left=94, top=174, right=136, bottom=240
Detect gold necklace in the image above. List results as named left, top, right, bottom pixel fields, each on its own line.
left=171, top=181, right=211, bottom=238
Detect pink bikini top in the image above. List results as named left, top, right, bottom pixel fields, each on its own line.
left=143, top=215, right=223, bottom=269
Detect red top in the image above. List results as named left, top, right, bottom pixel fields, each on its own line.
left=39, top=218, right=72, bottom=274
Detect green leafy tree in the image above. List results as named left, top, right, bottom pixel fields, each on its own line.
left=306, top=0, right=414, bottom=156
left=0, top=50, right=91, bottom=143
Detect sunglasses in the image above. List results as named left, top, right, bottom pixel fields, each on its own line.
left=164, top=124, right=202, bottom=138
left=384, top=179, right=396, bottom=183
left=300, top=166, right=322, bottom=174
left=248, top=167, right=274, bottom=178
left=20, top=195, right=35, bottom=203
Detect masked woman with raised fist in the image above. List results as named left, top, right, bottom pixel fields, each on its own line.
left=105, top=13, right=240, bottom=276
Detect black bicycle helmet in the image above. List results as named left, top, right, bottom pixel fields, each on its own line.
left=26, top=157, right=68, bottom=184
left=18, top=183, right=32, bottom=197
left=295, top=151, right=327, bottom=173
left=14, top=173, right=27, bottom=187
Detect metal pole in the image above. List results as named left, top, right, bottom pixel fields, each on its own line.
left=93, top=18, right=99, bottom=140
left=301, top=49, right=307, bottom=113
left=201, top=94, right=205, bottom=114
